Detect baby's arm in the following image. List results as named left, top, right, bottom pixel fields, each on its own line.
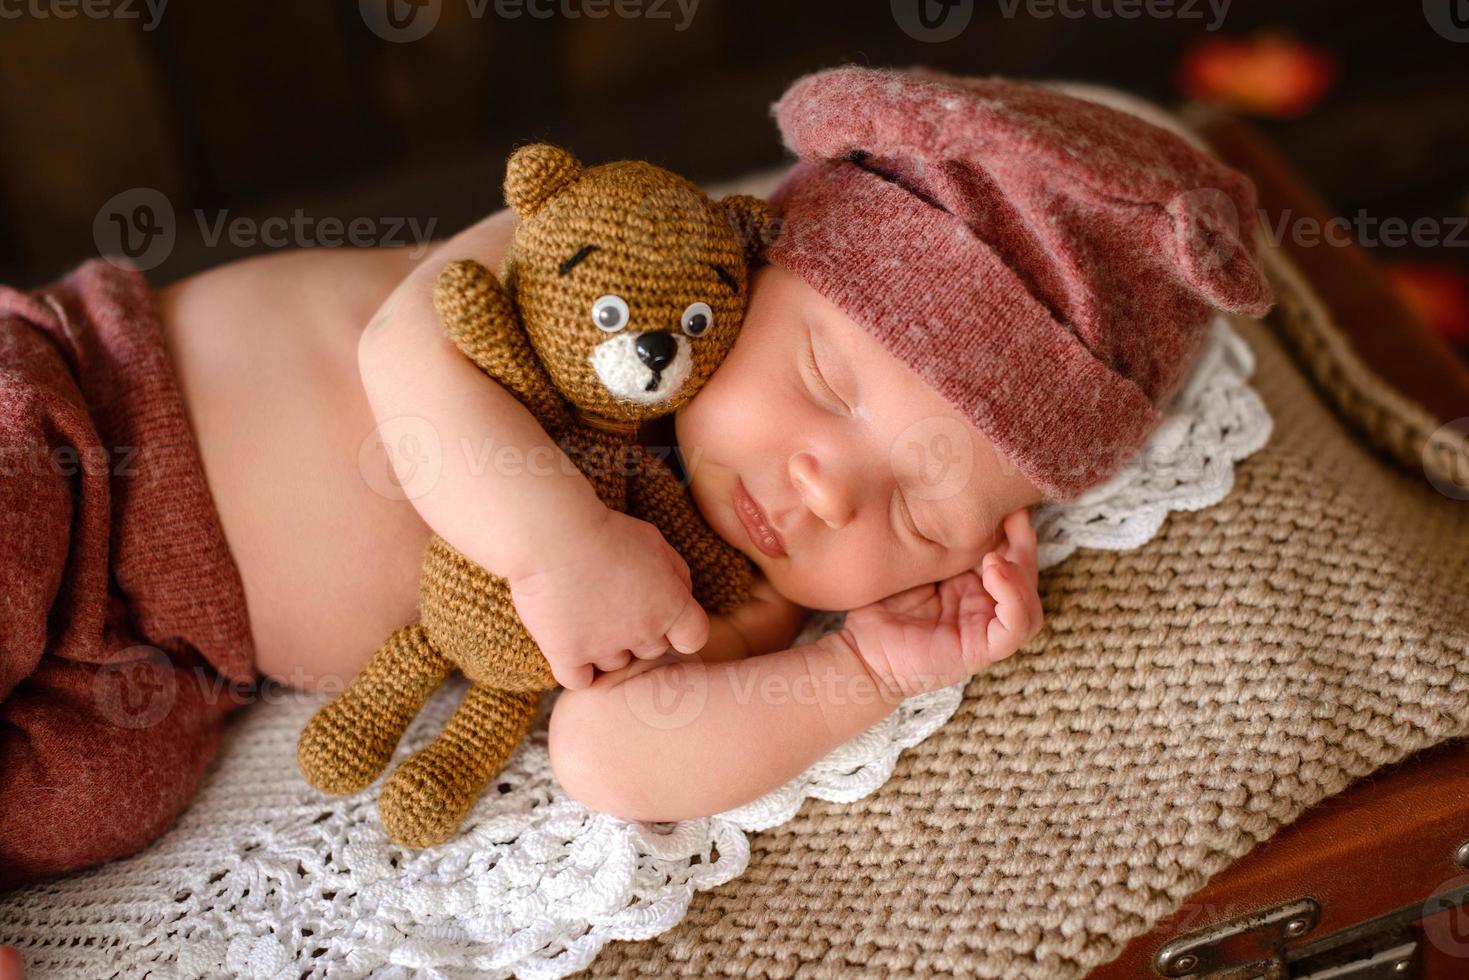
left=360, top=209, right=586, bottom=579
left=549, top=509, right=1041, bottom=821
left=550, top=629, right=899, bottom=822
left=358, top=212, right=708, bottom=688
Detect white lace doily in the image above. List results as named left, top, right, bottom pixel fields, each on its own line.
left=0, top=315, right=1270, bottom=980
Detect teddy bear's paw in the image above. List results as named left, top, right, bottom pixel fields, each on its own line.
left=297, top=700, right=401, bottom=796
left=434, top=257, right=491, bottom=298
left=378, top=749, right=484, bottom=848
left=376, top=684, right=539, bottom=847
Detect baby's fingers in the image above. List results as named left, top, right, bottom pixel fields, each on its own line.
left=662, top=593, right=710, bottom=655
left=0, top=946, right=23, bottom=980
left=1000, top=508, right=1039, bottom=591
left=594, top=650, right=635, bottom=673
left=631, top=642, right=670, bottom=660
left=552, top=659, right=596, bottom=692
left=666, top=546, right=693, bottom=592
left=980, top=553, right=1042, bottom=660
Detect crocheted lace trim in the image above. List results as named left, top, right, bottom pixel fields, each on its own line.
left=0, top=315, right=1270, bottom=980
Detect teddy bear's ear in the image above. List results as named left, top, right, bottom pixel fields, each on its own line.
left=504, top=144, right=583, bottom=218
left=720, top=194, right=780, bottom=261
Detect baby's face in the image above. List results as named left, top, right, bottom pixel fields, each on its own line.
left=675, top=263, right=1044, bottom=611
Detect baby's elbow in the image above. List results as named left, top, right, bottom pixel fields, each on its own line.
left=548, top=690, right=667, bottom=823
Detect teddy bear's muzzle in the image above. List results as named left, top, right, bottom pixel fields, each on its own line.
left=590, top=330, right=693, bottom=404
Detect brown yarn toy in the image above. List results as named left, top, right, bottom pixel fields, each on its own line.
left=297, top=144, right=773, bottom=846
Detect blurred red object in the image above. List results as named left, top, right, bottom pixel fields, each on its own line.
left=1384, top=262, right=1469, bottom=347
left=1177, top=33, right=1338, bottom=117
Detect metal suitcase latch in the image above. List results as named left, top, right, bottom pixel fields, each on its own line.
left=1154, top=897, right=1320, bottom=979
left=1148, top=884, right=1469, bottom=980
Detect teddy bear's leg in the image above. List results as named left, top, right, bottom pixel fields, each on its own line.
left=297, top=624, right=455, bottom=795
left=377, top=682, right=541, bottom=848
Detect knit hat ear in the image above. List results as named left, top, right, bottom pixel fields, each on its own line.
left=719, top=193, right=780, bottom=261
left=1165, top=186, right=1268, bottom=313
left=504, top=144, right=583, bottom=218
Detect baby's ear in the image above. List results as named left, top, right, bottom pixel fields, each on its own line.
left=720, top=194, right=780, bottom=261
left=504, top=144, right=583, bottom=218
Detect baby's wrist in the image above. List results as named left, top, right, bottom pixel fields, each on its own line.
left=503, top=493, right=612, bottom=585
left=819, top=628, right=908, bottom=708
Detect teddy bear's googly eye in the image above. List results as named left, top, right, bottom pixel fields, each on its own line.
left=592, top=295, right=629, bottom=333
left=680, top=302, right=714, bottom=337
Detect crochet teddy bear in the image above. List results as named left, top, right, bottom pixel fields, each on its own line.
left=297, top=144, right=772, bottom=847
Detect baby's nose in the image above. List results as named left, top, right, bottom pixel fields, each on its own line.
left=635, top=331, right=676, bottom=371
left=789, top=451, right=856, bottom=529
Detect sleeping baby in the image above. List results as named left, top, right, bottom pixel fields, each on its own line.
left=0, top=65, right=1271, bottom=891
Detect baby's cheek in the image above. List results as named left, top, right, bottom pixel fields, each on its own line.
left=870, top=548, right=977, bottom=603
left=772, top=546, right=908, bottom=611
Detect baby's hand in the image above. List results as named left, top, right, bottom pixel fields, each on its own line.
left=837, top=509, right=1043, bottom=702
left=508, top=507, right=709, bottom=691
left=0, top=946, right=22, bottom=980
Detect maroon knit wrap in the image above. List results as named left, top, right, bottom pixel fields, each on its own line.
left=1, top=259, right=255, bottom=889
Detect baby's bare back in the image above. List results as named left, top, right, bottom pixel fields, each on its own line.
left=157, top=246, right=433, bottom=689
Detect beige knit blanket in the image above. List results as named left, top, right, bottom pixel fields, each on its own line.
left=585, top=246, right=1469, bottom=978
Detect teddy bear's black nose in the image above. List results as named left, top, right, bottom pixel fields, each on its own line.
left=635, top=332, right=676, bottom=371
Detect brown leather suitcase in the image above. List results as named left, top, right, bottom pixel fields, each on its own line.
left=1087, top=115, right=1469, bottom=980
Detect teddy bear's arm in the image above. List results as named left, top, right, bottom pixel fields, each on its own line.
left=626, top=445, right=754, bottom=615
left=433, top=258, right=571, bottom=427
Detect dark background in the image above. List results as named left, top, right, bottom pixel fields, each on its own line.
left=1, top=0, right=1466, bottom=318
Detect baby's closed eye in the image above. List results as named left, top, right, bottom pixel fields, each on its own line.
left=800, top=335, right=850, bottom=415
left=892, top=487, right=943, bottom=549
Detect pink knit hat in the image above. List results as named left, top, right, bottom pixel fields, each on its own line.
left=765, top=66, right=1274, bottom=502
